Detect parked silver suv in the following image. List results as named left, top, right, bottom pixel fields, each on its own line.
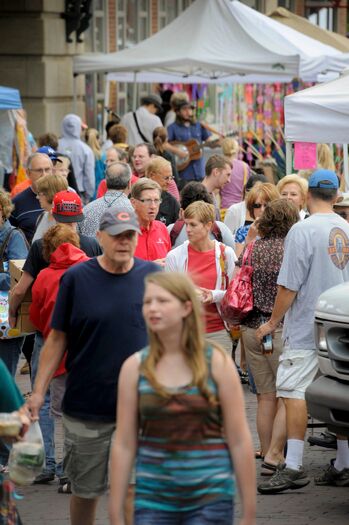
left=305, top=282, right=349, bottom=437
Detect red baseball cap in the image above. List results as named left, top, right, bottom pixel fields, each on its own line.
left=52, top=191, right=84, bottom=223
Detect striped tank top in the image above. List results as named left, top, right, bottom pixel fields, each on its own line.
left=135, top=346, right=235, bottom=512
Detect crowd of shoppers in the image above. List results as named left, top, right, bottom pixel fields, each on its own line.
left=0, top=95, right=348, bottom=525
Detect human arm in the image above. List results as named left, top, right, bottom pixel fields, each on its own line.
left=84, top=150, right=96, bottom=199
left=255, top=285, right=297, bottom=341
left=9, top=271, right=35, bottom=327
left=29, top=275, right=46, bottom=333
left=109, top=355, right=139, bottom=525
left=212, top=349, right=256, bottom=525
left=26, top=329, right=67, bottom=420
left=0, top=230, right=29, bottom=292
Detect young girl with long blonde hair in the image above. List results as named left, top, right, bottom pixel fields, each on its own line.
left=109, top=272, right=256, bottom=525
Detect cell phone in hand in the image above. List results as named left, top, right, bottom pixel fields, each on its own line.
left=262, top=333, right=273, bottom=355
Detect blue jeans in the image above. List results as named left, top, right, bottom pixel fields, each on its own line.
left=0, top=336, right=24, bottom=377
left=31, top=332, right=57, bottom=475
left=134, top=500, right=234, bottom=525
left=0, top=337, right=25, bottom=466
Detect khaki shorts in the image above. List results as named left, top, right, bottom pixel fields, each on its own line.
left=241, top=326, right=282, bottom=394
left=63, top=415, right=115, bottom=499
left=276, top=347, right=318, bottom=401
left=206, top=329, right=232, bottom=357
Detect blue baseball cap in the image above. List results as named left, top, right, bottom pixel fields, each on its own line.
left=308, top=169, right=339, bottom=189
left=37, top=146, right=62, bottom=163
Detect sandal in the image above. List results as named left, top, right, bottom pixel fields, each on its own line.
left=58, top=481, right=72, bottom=494
left=260, top=461, right=281, bottom=476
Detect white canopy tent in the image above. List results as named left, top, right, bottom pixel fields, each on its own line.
left=73, top=0, right=349, bottom=84
left=284, top=70, right=349, bottom=189
left=74, top=0, right=301, bottom=83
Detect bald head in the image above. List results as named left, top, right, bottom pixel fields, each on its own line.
left=106, top=161, right=131, bottom=191
left=26, top=153, right=53, bottom=192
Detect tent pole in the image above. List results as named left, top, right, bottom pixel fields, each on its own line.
left=73, top=74, right=78, bottom=114
left=286, top=141, right=292, bottom=175
left=343, top=144, right=349, bottom=192
left=133, top=72, right=138, bottom=110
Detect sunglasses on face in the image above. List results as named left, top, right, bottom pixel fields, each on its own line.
left=252, top=203, right=265, bottom=209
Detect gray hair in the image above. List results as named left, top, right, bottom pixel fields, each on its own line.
left=106, top=161, right=131, bottom=190
left=26, top=152, right=53, bottom=170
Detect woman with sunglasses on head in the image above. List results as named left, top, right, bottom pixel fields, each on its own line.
left=109, top=272, right=256, bottom=525
left=234, top=183, right=280, bottom=258
left=165, top=201, right=236, bottom=355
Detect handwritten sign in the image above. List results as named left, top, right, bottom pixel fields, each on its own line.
left=294, top=142, right=317, bottom=170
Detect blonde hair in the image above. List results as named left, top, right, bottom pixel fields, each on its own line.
left=131, top=177, right=161, bottom=200
left=141, top=272, right=221, bottom=404
left=184, top=201, right=215, bottom=224
left=0, top=191, right=14, bottom=219
left=222, top=137, right=239, bottom=158
left=85, top=128, right=101, bottom=159
left=277, top=175, right=308, bottom=207
left=246, top=182, right=280, bottom=219
left=317, top=144, right=335, bottom=171
left=36, top=174, right=68, bottom=204
left=145, top=156, right=172, bottom=178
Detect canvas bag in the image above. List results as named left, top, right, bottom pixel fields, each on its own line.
left=220, top=241, right=255, bottom=325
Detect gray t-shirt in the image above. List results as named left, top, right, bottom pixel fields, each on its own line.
left=278, top=213, right=349, bottom=350
left=167, top=220, right=235, bottom=250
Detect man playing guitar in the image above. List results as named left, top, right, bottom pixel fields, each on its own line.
left=167, top=100, right=212, bottom=184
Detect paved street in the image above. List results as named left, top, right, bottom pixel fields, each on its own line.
left=15, top=358, right=349, bottom=525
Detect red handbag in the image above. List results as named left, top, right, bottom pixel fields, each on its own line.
left=220, top=241, right=255, bottom=325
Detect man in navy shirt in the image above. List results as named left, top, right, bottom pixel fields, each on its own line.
left=29, top=206, right=158, bottom=525
left=167, top=100, right=211, bottom=183
left=10, top=152, right=53, bottom=243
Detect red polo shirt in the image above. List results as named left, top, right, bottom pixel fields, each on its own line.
left=134, top=220, right=171, bottom=261
left=96, top=173, right=138, bottom=198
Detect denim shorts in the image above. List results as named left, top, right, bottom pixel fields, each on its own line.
left=134, top=499, right=234, bottom=525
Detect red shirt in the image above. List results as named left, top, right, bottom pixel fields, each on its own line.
left=187, top=244, right=225, bottom=333
left=134, top=220, right=171, bottom=261
left=30, top=243, right=89, bottom=376
left=96, top=173, right=138, bottom=198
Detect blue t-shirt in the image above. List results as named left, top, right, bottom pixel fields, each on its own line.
left=10, top=186, right=43, bottom=243
left=51, top=257, right=159, bottom=422
left=167, top=121, right=210, bottom=181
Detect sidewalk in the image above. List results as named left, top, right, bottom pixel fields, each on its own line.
left=15, top=357, right=349, bottom=525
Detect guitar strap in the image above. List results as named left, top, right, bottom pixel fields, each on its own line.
left=133, top=112, right=149, bottom=143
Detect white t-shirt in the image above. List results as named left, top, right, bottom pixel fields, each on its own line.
left=121, top=106, right=162, bottom=146
left=278, top=213, right=349, bottom=350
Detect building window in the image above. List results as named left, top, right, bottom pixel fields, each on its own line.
left=240, top=0, right=265, bottom=12
left=117, top=0, right=151, bottom=49
left=278, top=0, right=294, bottom=10
left=306, top=1, right=336, bottom=32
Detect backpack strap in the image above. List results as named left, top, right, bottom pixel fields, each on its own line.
left=170, top=220, right=185, bottom=246
left=133, top=112, right=149, bottom=143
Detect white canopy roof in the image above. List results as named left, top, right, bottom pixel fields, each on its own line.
left=285, top=70, right=349, bottom=143
left=74, top=0, right=300, bottom=82
left=73, top=0, right=349, bottom=83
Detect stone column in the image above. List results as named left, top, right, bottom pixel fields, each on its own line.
left=0, top=0, right=85, bottom=137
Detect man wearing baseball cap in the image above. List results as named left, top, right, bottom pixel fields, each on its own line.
left=28, top=206, right=158, bottom=524
left=257, top=169, right=349, bottom=494
left=121, top=93, right=163, bottom=146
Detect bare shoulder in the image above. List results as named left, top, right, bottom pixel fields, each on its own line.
left=121, top=352, right=141, bottom=377
left=211, top=347, right=235, bottom=380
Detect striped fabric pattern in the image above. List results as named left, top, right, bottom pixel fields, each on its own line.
left=135, top=347, right=235, bottom=512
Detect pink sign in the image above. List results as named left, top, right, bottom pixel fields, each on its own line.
left=294, top=142, right=317, bottom=170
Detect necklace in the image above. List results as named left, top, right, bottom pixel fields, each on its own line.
left=103, top=191, right=123, bottom=208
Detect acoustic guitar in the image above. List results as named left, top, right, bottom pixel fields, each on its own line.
left=171, top=131, right=236, bottom=172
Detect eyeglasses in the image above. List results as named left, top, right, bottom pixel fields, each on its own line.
left=163, top=176, right=174, bottom=182
left=54, top=167, right=69, bottom=175
left=137, top=198, right=162, bottom=206
left=29, top=167, right=52, bottom=175
left=252, top=203, right=266, bottom=209
left=335, top=210, right=349, bottom=220
left=36, top=192, right=47, bottom=199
